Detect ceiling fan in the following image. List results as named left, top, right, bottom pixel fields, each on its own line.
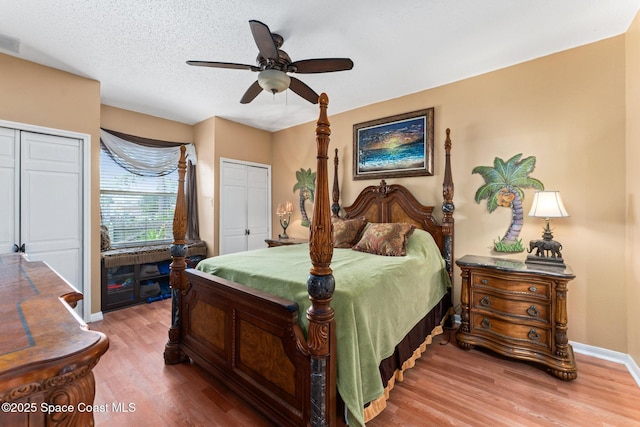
left=187, top=20, right=354, bottom=104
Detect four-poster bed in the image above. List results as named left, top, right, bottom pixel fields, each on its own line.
left=164, top=93, right=455, bottom=426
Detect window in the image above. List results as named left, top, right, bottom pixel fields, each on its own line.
left=100, top=148, right=178, bottom=247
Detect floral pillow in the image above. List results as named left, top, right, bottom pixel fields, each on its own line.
left=352, top=222, right=416, bottom=256
left=332, top=216, right=368, bottom=248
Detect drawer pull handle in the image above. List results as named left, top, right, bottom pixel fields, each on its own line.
left=480, top=296, right=491, bottom=307
left=526, top=305, right=539, bottom=317
left=481, top=318, right=491, bottom=329
left=529, top=286, right=538, bottom=293
left=481, top=279, right=489, bottom=285
left=528, top=329, right=540, bottom=341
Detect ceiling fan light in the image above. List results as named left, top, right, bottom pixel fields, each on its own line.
left=258, top=69, right=290, bottom=94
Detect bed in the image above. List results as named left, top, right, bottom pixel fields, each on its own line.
left=164, top=93, right=455, bottom=427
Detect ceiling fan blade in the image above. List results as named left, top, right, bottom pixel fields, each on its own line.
left=240, top=81, right=263, bottom=104
left=249, top=20, right=279, bottom=61
left=289, top=77, right=319, bottom=104
left=187, top=60, right=260, bottom=72
left=289, top=58, right=354, bottom=74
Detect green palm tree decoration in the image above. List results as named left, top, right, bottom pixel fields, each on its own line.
left=293, top=168, right=316, bottom=228
left=473, top=154, right=544, bottom=252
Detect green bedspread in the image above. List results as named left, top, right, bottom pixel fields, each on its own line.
left=196, top=229, right=450, bottom=426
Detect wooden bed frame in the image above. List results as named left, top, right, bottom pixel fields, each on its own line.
left=164, top=93, right=455, bottom=427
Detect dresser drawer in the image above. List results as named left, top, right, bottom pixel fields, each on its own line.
left=471, top=313, right=551, bottom=350
left=471, top=273, right=550, bottom=299
left=471, top=292, right=550, bottom=323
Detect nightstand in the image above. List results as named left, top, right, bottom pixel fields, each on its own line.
left=455, top=255, right=577, bottom=380
left=265, top=237, right=308, bottom=248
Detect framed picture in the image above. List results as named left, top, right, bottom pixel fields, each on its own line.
left=353, top=107, right=434, bottom=180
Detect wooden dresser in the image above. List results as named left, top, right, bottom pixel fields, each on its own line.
left=455, top=255, right=577, bottom=380
left=0, top=254, right=109, bottom=426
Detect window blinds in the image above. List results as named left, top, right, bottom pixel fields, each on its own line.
left=100, top=148, right=178, bottom=247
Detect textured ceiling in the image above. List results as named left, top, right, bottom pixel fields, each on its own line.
left=1, top=1, right=639, bottom=132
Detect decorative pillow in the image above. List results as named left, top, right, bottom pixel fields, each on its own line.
left=332, top=216, right=368, bottom=248
left=352, top=222, right=416, bottom=256
left=100, top=225, right=112, bottom=251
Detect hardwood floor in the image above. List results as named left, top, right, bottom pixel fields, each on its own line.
left=91, top=299, right=640, bottom=426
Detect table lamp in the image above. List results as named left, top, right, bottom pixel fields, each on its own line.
left=276, top=201, right=294, bottom=239
left=526, top=191, right=569, bottom=268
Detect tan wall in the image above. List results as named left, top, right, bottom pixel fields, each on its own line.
left=100, top=105, right=194, bottom=142
left=194, top=117, right=272, bottom=256
left=193, top=117, right=216, bottom=257
left=626, top=13, right=640, bottom=364
left=0, top=53, right=102, bottom=314
left=274, top=36, right=628, bottom=352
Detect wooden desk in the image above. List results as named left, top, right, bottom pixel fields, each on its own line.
left=0, top=254, right=109, bottom=426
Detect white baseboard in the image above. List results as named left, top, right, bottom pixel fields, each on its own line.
left=89, top=311, right=104, bottom=323
left=451, top=315, right=639, bottom=388
left=571, top=341, right=640, bottom=388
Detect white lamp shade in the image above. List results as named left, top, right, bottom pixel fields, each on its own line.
left=257, top=70, right=290, bottom=94
left=528, top=191, right=569, bottom=218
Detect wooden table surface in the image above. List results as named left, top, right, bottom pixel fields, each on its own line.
left=0, top=253, right=109, bottom=426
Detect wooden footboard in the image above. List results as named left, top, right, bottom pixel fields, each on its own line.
left=180, top=269, right=311, bottom=426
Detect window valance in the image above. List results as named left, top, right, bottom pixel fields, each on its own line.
left=100, top=129, right=197, bottom=177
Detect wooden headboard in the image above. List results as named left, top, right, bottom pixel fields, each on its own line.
left=331, top=129, right=455, bottom=280
left=342, top=180, right=445, bottom=249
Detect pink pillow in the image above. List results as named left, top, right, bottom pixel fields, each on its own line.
left=352, top=223, right=416, bottom=256
left=332, top=217, right=368, bottom=248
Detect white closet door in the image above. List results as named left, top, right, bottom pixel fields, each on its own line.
left=246, top=165, right=269, bottom=251
left=220, top=161, right=249, bottom=255
left=20, top=131, right=83, bottom=294
left=0, top=127, right=19, bottom=255
left=220, top=159, right=270, bottom=255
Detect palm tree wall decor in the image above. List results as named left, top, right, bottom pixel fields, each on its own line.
left=293, top=168, right=316, bottom=227
left=473, top=154, right=544, bottom=252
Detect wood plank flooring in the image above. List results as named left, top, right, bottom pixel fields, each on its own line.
left=90, top=299, right=640, bottom=426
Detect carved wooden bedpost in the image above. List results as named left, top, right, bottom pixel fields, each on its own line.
left=307, top=93, right=337, bottom=427
left=331, top=148, right=340, bottom=217
left=164, top=145, right=188, bottom=365
left=442, top=129, right=455, bottom=284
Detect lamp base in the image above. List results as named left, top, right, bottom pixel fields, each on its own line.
left=279, top=216, right=290, bottom=239
left=525, top=254, right=566, bottom=269
left=525, top=235, right=566, bottom=269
